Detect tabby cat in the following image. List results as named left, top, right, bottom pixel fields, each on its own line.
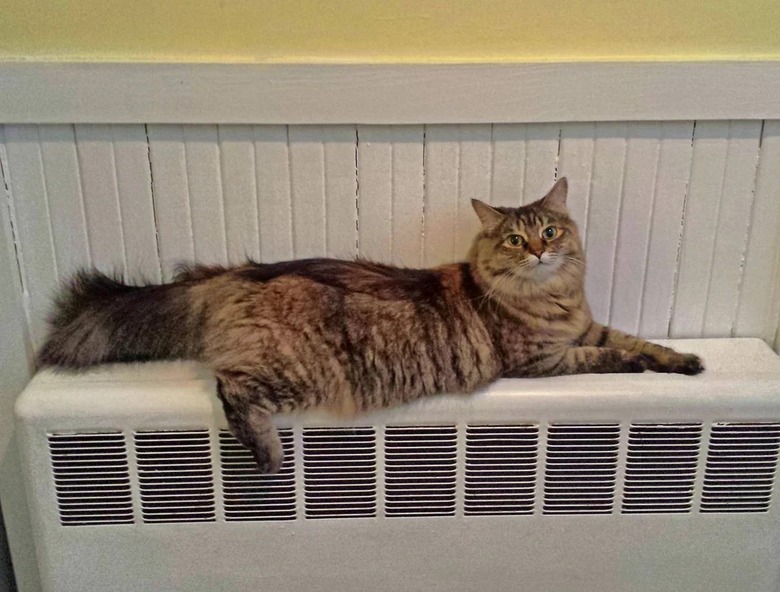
left=38, top=178, right=703, bottom=473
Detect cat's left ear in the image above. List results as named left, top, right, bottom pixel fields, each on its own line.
left=540, top=177, right=568, bottom=212
left=471, top=199, right=504, bottom=232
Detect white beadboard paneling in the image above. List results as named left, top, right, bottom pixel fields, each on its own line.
left=670, top=122, right=731, bottom=337
left=112, top=125, right=162, bottom=281
left=322, top=126, right=358, bottom=260
left=609, top=123, right=662, bottom=334
left=1, top=120, right=779, bottom=354
left=702, top=121, right=762, bottom=336
left=522, top=124, right=560, bottom=204
left=490, top=124, right=525, bottom=206
left=584, top=123, right=628, bottom=324
left=671, top=121, right=764, bottom=337
left=357, top=126, right=395, bottom=261
left=183, top=125, right=228, bottom=266
left=358, top=125, right=424, bottom=265
left=288, top=127, right=327, bottom=258
left=74, top=125, right=133, bottom=278
left=638, top=122, right=695, bottom=338
left=423, top=125, right=460, bottom=266
left=455, top=125, right=492, bottom=261
left=557, top=122, right=596, bottom=233
left=218, top=125, right=260, bottom=264
left=3, top=125, right=59, bottom=347
left=146, top=125, right=195, bottom=280
left=37, top=125, right=90, bottom=276
left=735, top=121, right=780, bottom=343
left=254, top=125, right=294, bottom=263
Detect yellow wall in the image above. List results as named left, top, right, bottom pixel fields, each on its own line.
left=1, top=0, right=779, bottom=63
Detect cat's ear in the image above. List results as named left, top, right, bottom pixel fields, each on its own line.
left=540, top=177, right=569, bottom=212
left=471, top=199, right=504, bottom=232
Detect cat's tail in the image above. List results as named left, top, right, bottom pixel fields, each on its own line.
left=36, top=270, right=203, bottom=369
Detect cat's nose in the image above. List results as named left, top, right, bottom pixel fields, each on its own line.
left=529, top=247, right=544, bottom=259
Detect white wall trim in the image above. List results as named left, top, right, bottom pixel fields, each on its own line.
left=2, top=61, right=780, bottom=124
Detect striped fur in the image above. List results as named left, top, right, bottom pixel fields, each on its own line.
left=38, top=178, right=703, bottom=472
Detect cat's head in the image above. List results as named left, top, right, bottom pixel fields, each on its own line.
left=470, top=178, right=584, bottom=296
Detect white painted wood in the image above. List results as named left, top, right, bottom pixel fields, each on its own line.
left=322, top=126, right=358, bottom=260
left=638, top=122, right=695, bottom=338
left=288, top=127, right=327, bottom=259
left=734, top=122, right=780, bottom=343
left=388, top=126, right=424, bottom=266
left=357, top=126, right=394, bottom=261
left=37, top=125, right=90, bottom=276
left=455, top=125, right=492, bottom=261
left=3, top=125, right=59, bottom=348
left=358, top=126, right=425, bottom=265
left=5, top=62, right=780, bottom=124
left=423, top=125, right=460, bottom=267
left=702, top=121, right=762, bottom=337
left=670, top=122, right=731, bottom=338
left=609, top=123, right=662, bottom=334
left=584, top=123, right=628, bottom=325
left=183, top=125, right=228, bottom=266
left=254, top=125, right=293, bottom=263
left=217, top=125, right=260, bottom=264
left=146, top=125, right=195, bottom=280
left=112, top=125, right=162, bottom=281
left=522, top=124, right=560, bottom=204
left=490, top=124, right=525, bottom=206
left=557, top=123, right=596, bottom=234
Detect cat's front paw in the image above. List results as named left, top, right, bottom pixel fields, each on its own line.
left=648, top=353, right=704, bottom=375
left=675, top=353, right=704, bottom=375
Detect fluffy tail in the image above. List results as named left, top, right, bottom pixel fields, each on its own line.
left=37, top=271, right=203, bottom=369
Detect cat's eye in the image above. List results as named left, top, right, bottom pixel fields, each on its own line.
left=505, top=234, right=524, bottom=247
left=542, top=226, right=557, bottom=240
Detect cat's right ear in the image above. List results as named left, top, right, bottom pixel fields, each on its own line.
left=471, top=199, right=504, bottom=233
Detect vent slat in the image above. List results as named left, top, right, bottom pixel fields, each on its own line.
left=49, top=432, right=134, bottom=526
left=622, top=423, right=701, bottom=515
left=135, top=430, right=215, bottom=523
left=385, top=425, right=457, bottom=517
left=303, top=427, right=376, bottom=519
left=701, top=423, right=780, bottom=514
left=465, top=425, right=538, bottom=516
left=219, top=429, right=296, bottom=522
left=544, top=424, right=618, bottom=515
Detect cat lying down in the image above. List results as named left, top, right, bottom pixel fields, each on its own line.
left=37, top=178, right=703, bottom=473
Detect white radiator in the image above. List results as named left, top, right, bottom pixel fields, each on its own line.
left=14, top=338, right=780, bottom=592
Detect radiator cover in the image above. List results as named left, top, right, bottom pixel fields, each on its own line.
left=14, top=338, right=780, bottom=592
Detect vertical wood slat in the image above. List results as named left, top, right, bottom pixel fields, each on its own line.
left=146, top=124, right=194, bottom=280
left=183, top=125, right=227, bottom=266
left=254, top=125, right=293, bottom=263
left=734, top=121, right=780, bottom=343
left=522, top=123, right=560, bottom=205
left=112, top=125, right=161, bottom=281
left=423, top=125, right=460, bottom=267
left=358, top=125, right=424, bottom=266
left=289, top=125, right=357, bottom=260
left=609, top=123, right=662, bottom=334
left=584, top=122, right=628, bottom=325
left=672, top=121, right=763, bottom=338
left=558, top=122, right=595, bottom=235
left=3, top=125, right=62, bottom=347
left=218, top=125, right=259, bottom=265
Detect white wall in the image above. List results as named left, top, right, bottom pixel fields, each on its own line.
left=2, top=122, right=779, bottom=352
